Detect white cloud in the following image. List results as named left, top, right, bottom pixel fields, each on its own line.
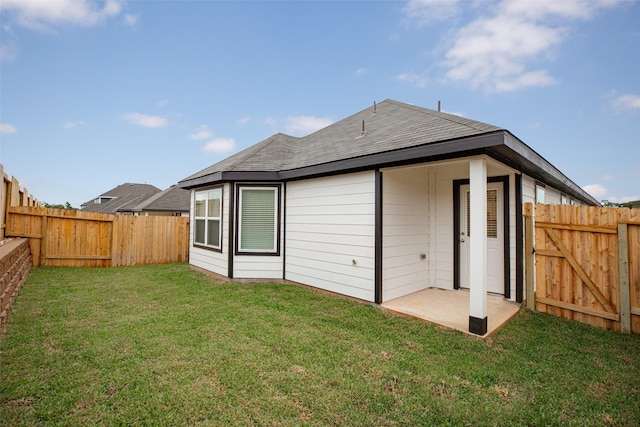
left=395, top=72, right=428, bottom=88
left=402, top=0, right=463, bottom=25
left=0, top=38, right=16, bottom=61
left=264, top=117, right=277, bottom=128
left=124, top=14, right=138, bottom=27
left=0, top=123, right=17, bottom=134
left=63, top=120, right=86, bottom=129
left=355, top=68, right=367, bottom=76
left=237, top=116, right=250, bottom=125
left=443, top=13, right=562, bottom=92
left=203, top=138, right=236, bottom=154
left=402, top=0, right=624, bottom=93
left=584, top=179, right=639, bottom=203
left=189, top=125, right=213, bottom=141
left=0, top=0, right=123, bottom=32
left=285, top=116, right=334, bottom=136
left=121, top=112, right=167, bottom=128
left=583, top=183, right=608, bottom=199
left=612, top=94, right=640, bottom=111
left=156, top=99, right=168, bottom=108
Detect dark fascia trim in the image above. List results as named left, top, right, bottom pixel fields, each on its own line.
left=279, top=131, right=505, bottom=181
left=179, top=129, right=598, bottom=207
left=491, top=133, right=599, bottom=206
left=179, top=171, right=279, bottom=190
left=179, top=132, right=505, bottom=190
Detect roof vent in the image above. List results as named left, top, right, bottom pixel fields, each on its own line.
left=373, top=101, right=376, bottom=114
left=437, top=100, right=441, bottom=112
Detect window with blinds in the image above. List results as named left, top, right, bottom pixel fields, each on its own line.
left=486, top=189, right=498, bottom=238
left=238, top=187, right=278, bottom=253
left=194, top=187, right=222, bottom=250
left=466, top=189, right=498, bottom=238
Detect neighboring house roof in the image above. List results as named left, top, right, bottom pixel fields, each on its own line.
left=81, top=183, right=161, bottom=214
left=117, top=185, right=190, bottom=213
left=179, top=99, right=598, bottom=205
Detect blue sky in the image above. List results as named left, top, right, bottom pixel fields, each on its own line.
left=1, top=0, right=639, bottom=208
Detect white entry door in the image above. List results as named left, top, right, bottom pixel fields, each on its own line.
left=459, top=183, right=504, bottom=294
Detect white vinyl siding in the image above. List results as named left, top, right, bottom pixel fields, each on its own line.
left=382, top=167, right=431, bottom=302
left=522, top=175, right=572, bottom=206
left=285, top=171, right=376, bottom=302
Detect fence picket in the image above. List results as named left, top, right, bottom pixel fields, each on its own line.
left=5, top=207, right=189, bottom=267
left=527, top=203, right=640, bottom=333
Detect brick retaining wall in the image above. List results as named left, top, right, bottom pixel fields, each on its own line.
left=0, top=238, right=32, bottom=334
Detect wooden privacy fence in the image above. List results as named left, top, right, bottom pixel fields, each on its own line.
left=5, top=206, right=189, bottom=267
left=1, top=163, right=40, bottom=240
left=524, top=203, right=640, bottom=333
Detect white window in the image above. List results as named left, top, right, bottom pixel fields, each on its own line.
left=561, top=194, right=568, bottom=205
left=238, top=186, right=279, bottom=254
left=536, top=184, right=546, bottom=204
left=194, top=188, right=222, bottom=250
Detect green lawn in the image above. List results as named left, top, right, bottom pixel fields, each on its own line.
left=1, top=264, right=638, bottom=426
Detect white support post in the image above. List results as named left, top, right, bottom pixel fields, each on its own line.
left=469, top=159, right=488, bottom=335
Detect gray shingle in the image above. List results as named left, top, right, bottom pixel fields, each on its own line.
left=124, top=185, right=190, bottom=213
left=181, top=99, right=501, bottom=183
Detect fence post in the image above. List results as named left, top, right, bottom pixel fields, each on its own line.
left=524, top=202, right=536, bottom=311
left=618, top=222, right=630, bottom=334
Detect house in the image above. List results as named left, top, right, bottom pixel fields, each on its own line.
left=81, top=183, right=189, bottom=216
left=178, top=99, right=598, bottom=335
left=116, top=185, right=190, bottom=217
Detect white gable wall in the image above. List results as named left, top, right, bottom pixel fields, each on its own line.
left=189, top=183, right=230, bottom=277
left=285, top=171, right=376, bottom=302
left=382, top=166, right=431, bottom=302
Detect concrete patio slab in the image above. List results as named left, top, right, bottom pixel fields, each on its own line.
left=381, top=288, right=521, bottom=337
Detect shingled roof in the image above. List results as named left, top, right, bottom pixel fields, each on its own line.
left=118, top=185, right=189, bottom=214
left=181, top=99, right=499, bottom=182
left=179, top=99, right=598, bottom=205
left=80, top=183, right=161, bottom=214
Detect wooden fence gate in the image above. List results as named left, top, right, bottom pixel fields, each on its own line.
left=525, top=203, right=640, bottom=333
left=6, top=206, right=190, bottom=267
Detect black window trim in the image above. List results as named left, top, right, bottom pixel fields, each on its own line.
left=235, top=183, right=282, bottom=257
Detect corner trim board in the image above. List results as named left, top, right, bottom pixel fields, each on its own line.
left=375, top=169, right=383, bottom=304
left=228, top=182, right=235, bottom=278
